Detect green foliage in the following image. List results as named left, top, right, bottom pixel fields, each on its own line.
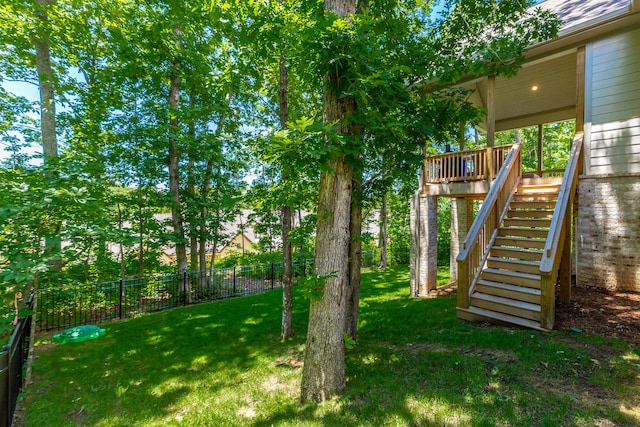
left=299, top=272, right=337, bottom=301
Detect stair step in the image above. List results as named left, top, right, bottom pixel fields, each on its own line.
left=457, top=306, right=548, bottom=331
left=503, top=218, right=551, bottom=228
left=507, top=209, right=555, bottom=219
left=498, top=227, right=549, bottom=239
left=480, top=268, right=541, bottom=288
left=494, top=237, right=547, bottom=249
left=491, top=246, right=543, bottom=261
left=510, top=201, right=557, bottom=210
left=471, top=293, right=541, bottom=321
left=475, top=279, right=541, bottom=304
left=519, top=177, right=564, bottom=186
left=517, top=184, right=561, bottom=194
left=487, top=257, right=541, bottom=274
left=512, top=193, right=558, bottom=202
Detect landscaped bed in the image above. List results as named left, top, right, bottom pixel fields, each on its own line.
left=16, top=266, right=640, bottom=426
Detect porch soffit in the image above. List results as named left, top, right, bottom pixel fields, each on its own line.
left=467, top=50, right=577, bottom=132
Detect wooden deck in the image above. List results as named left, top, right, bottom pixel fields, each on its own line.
left=421, top=145, right=564, bottom=198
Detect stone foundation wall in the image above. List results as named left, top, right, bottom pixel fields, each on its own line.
left=577, top=175, right=640, bottom=292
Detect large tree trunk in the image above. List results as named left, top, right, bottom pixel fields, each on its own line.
left=379, top=192, right=388, bottom=269
left=168, top=26, right=189, bottom=301
left=300, top=155, right=353, bottom=403
left=300, top=0, right=357, bottom=403
left=34, top=0, right=61, bottom=271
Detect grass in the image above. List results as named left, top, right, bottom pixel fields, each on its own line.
left=20, top=266, right=640, bottom=426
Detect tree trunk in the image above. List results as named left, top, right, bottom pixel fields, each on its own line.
left=34, top=0, right=57, bottom=160
left=34, top=0, right=61, bottom=271
left=345, top=177, right=362, bottom=341
left=187, top=95, right=198, bottom=276
left=281, top=205, right=294, bottom=340
left=300, top=0, right=357, bottom=401
left=278, top=40, right=295, bottom=340
left=137, top=186, right=145, bottom=277
left=168, top=25, right=189, bottom=301
left=379, top=192, right=388, bottom=269
left=300, top=155, right=353, bottom=403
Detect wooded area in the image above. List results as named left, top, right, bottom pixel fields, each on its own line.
left=0, top=0, right=560, bottom=402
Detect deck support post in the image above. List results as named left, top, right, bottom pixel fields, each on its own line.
left=537, top=124, right=543, bottom=176
left=559, top=195, right=574, bottom=303
left=411, top=194, right=438, bottom=297
left=450, top=198, right=472, bottom=284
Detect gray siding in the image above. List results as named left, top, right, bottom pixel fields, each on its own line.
left=588, top=28, right=640, bottom=175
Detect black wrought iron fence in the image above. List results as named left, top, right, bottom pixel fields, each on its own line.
left=1, top=295, right=33, bottom=427
left=36, top=259, right=314, bottom=332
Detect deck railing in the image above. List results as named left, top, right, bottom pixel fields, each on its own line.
left=456, top=144, right=522, bottom=309
left=422, top=144, right=513, bottom=187
left=539, top=133, right=583, bottom=329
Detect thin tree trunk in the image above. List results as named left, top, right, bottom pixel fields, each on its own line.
left=278, top=44, right=294, bottom=340
left=199, top=95, right=229, bottom=279
left=168, top=25, right=189, bottom=301
left=24, top=276, right=38, bottom=387
left=379, top=192, right=388, bottom=269
left=345, top=177, right=362, bottom=341
left=301, top=0, right=357, bottom=400
left=187, top=94, right=199, bottom=276
left=281, top=205, right=294, bottom=339
left=117, top=203, right=126, bottom=287
left=137, top=186, right=145, bottom=277
left=34, top=0, right=61, bottom=271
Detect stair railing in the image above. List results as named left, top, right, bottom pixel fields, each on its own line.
left=539, top=133, right=584, bottom=330
left=457, top=144, right=522, bottom=310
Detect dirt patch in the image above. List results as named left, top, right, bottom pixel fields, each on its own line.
left=554, top=286, right=640, bottom=348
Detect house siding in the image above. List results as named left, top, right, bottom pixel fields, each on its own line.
left=588, top=28, right=640, bottom=175
left=577, top=28, right=640, bottom=291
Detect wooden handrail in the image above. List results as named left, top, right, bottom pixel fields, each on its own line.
left=422, top=145, right=513, bottom=186
left=538, top=133, right=583, bottom=330
left=456, top=144, right=522, bottom=309
left=540, top=134, right=584, bottom=273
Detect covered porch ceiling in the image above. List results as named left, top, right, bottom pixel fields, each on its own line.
left=464, top=49, right=578, bottom=133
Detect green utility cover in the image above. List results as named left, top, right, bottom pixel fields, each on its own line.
left=52, top=325, right=106, bottom=344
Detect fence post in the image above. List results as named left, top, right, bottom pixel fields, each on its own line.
left=271, top=263, right=274, bottom=289
left=233, top=267, right=237, bottom=295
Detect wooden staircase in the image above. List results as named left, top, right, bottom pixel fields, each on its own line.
left=457, top=177, right=562, bottom=331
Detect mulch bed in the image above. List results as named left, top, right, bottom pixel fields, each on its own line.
left=432, top=283, right=640, bottom=347
left=554, top=286, right=640, bottom=347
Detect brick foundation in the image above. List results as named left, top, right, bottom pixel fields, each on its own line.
left=577, top=175, right=640, bottom=292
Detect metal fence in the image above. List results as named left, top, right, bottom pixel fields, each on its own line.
left=1, top=296, right=33, bottom=427
left=36, top=259, right=314, bottom=332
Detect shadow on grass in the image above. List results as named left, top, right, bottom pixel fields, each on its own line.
left=23, top=266, right=639, bottom=427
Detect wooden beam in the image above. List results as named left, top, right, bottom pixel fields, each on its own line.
left=575, top=46, right=586, bottom=134
left=537, top=124, right=543, bottom=176
left=487, top=76, right=495, bottom=147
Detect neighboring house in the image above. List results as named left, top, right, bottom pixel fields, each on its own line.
left=411, top=0, right=640, bottom=330
left=158, top=210, right=260, bottom=264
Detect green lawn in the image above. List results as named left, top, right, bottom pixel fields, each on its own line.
left=21, top=266, right=640, bottom=426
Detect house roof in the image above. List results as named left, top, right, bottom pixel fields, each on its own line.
left=541, top=0, right=630, bottom=36
left=466, top=0, right=640, bottom=132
